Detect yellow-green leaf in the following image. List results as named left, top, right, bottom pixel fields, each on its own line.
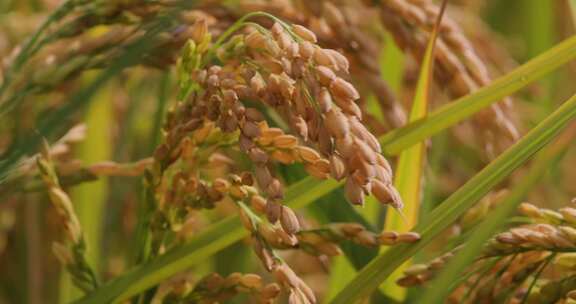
left=381, top=1, right=446, bottom=300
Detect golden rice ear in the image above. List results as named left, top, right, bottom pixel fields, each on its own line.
left=298, top=40, right=315, bottom=59
left=297, top=146, right=322, bottom=163
left=250, top=195, right=267, bottom=214
left=378, top=231, right=399, bottom=245
left=261, top=283, right=282, bottom=300
left=324, top=108, right=350, bottom=138
left=141, top=19, right=419, bottom=302
left=329, top=154, right=347, bottom=181
left=315, top=65, right=336, bottom=86
left=265, top=199, right=282, bottom=224
left=280, top=206, right=300, bottom=234
left=292, top=24, right=317, bottom=43
left=397, top=232, right=421, bottom=243
left=273, top=134, right=299, bottom=149
left=316, top=87, right=333, bottom=113
left=330, top=78, right=360, bottom=101
left=240, top=273, right=262, bottom=289
left=345, top=177, right=365, bottom=206
left=290, top=115, right=309, bottom=140
left=271, top=150, right=296, bottom=164
left=313, top=47, right=337, bottom=67
left=254, top=165, right=272, bottom=189
left=266, top=179, right=284, bottom=200
left=371, top=179, right=392, bottom=205
left=250, top=72, right=267, bottom=94
left=325, top=49, right=350, bottom=72
left=332, top=95, right=362, bottom=118
left=245, top=30, right=267, bottom=49
left=304, top=158, right=330, bottom=180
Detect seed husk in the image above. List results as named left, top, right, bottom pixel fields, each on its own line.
left=245, top=30, right=267, bottom=49
left=280, top=206, right=300, bottom=234
left=329, top=154, right=347, bottom=180
left=315, top=66, right=336, bottom=86
left=251, top=195, right=267, bottom=214
left=267, top=179, right=284, bottom=199
left=292, top=24, right=318, bottom=43
left=266, top=199, right=282, bottom=223
left=330, top=77, right=360, bottom=100
left=316, top=87, right=333, bottom=113
left=297, top=146, right=321, bottom=163
left=273, top=135, right=299, bottom=149
left=271, top=150, right=297, bottom=164
left=345, top=177, right=365, bottom=206
left=324, top=108, right=350, bottom=138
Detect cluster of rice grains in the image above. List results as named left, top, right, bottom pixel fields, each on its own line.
left=153, top=272, right=282, bottom=303
left=35, top=142, right=99, bottom=293
left=396, top=202, right=576, bottom=304
left=377, top=0, right=519, bottom=156
left=232, top=0, right=408, bottom=131
left=147, top=19, right=415, bottom=303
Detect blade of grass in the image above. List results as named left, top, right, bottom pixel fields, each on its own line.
left=524, top=0, right=556, bottom=112
left=380, top=34, right=576, bottom=156
left=331, top=92, right=576, bottom=303
left=325, top=256, right=355, bottom=303
left=419, top=123, right=576, bottom=303
left=381, top=1, right=446, bottom=300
